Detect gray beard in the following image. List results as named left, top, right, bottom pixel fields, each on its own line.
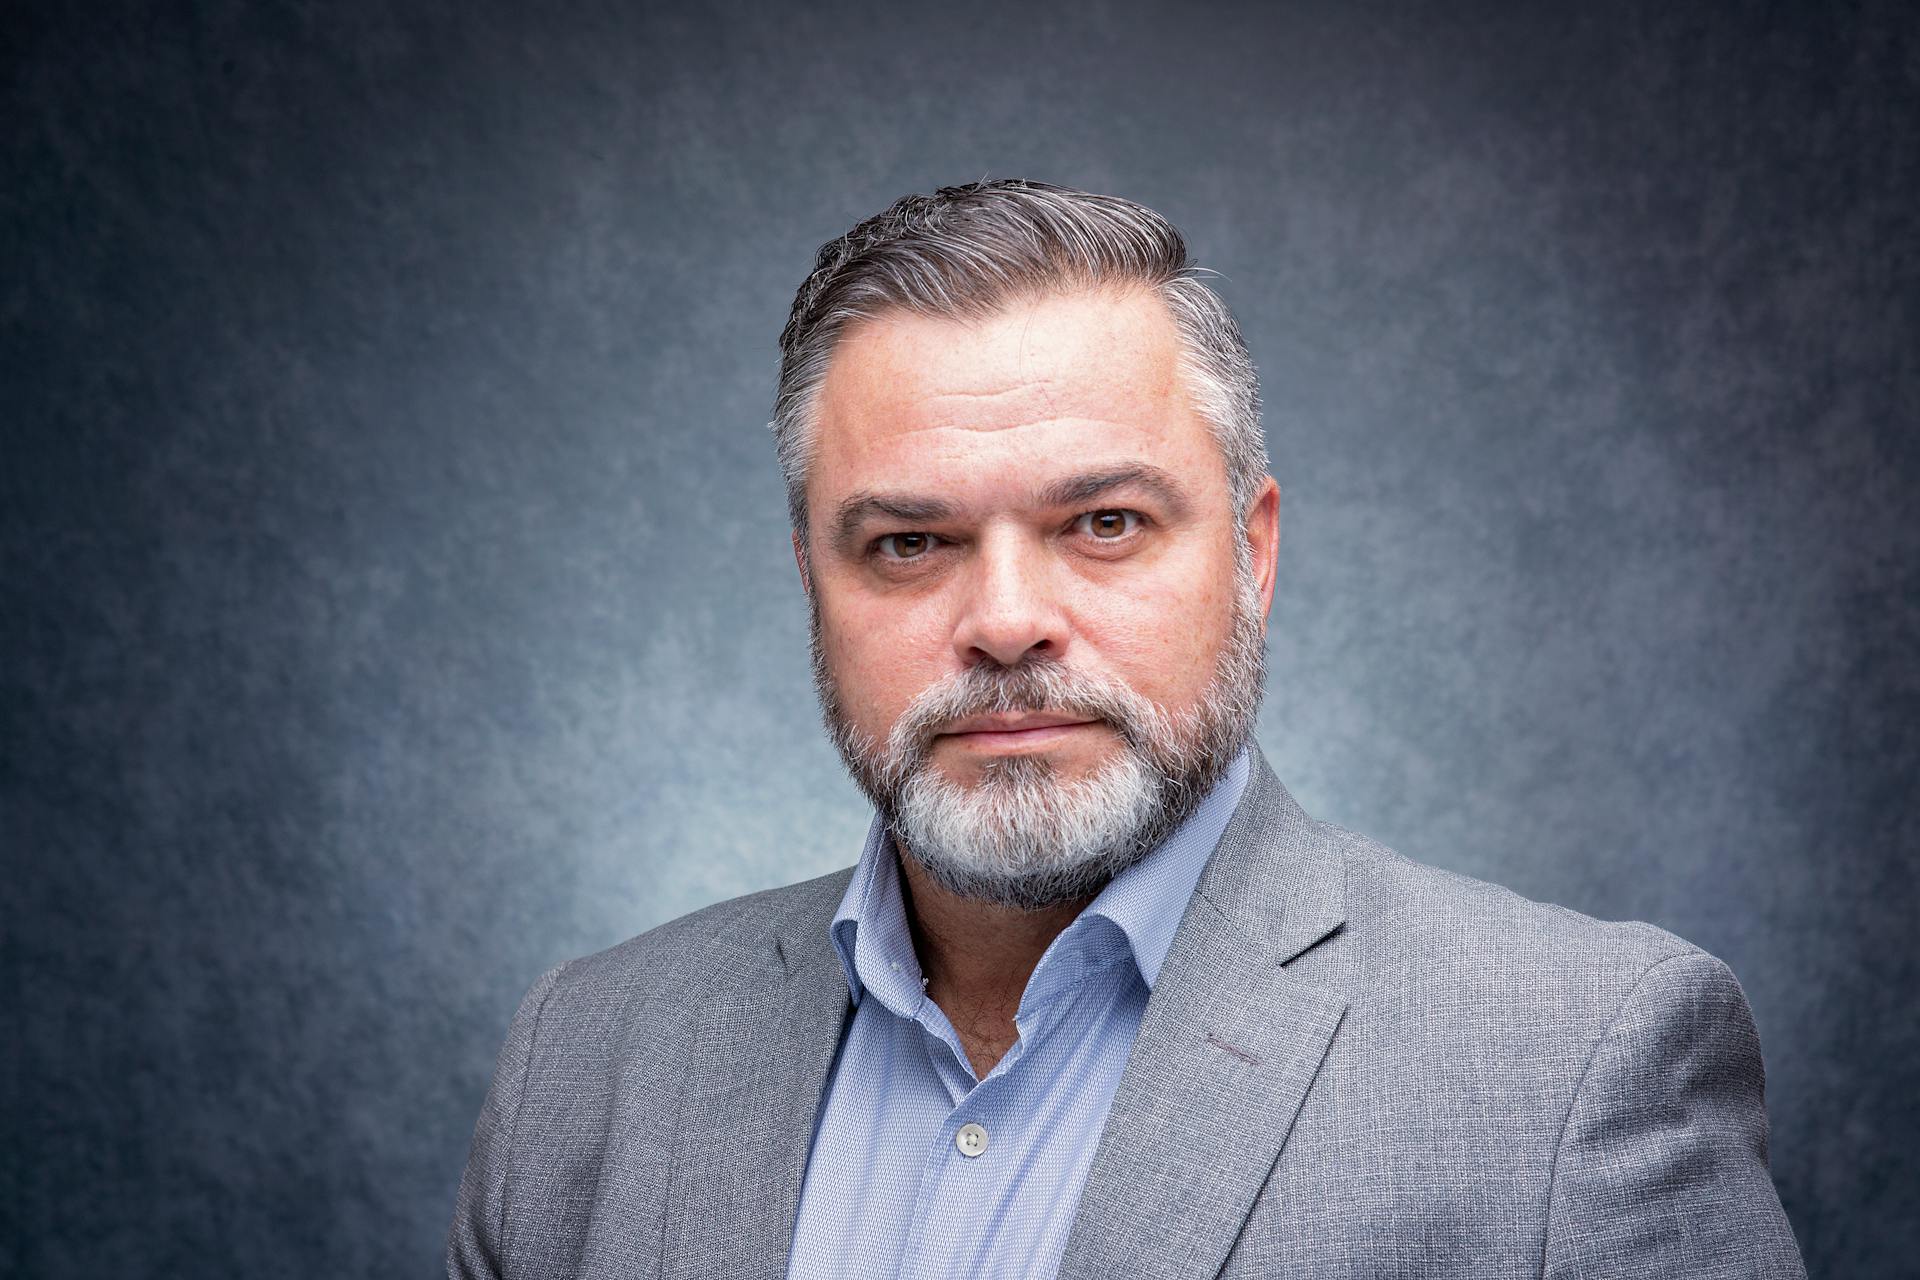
left=810, top=562, right=1266, bottom=911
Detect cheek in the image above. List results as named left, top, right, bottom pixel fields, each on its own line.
left=820, top=592, right=950, bottom=725
left=1069, top=556, right=1234, bottom=696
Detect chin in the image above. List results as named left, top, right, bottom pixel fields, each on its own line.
left=937, top=737, right=1117, bottom=783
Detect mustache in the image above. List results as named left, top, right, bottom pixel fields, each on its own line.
left=884, top=658, right=1164, bottom=765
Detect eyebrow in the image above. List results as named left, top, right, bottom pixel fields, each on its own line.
left=831, top=494, right=958, bottom=554
left=829, top=463, right=1194, bottom=556
left=1037, top=464, right=1193, bottom=517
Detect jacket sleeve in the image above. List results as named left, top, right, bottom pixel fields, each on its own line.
left=1542, top=949, right=1804, bottom=1278
left=446, top=964, right=567, bottom=1280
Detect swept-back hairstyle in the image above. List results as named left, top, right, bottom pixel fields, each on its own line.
left=771, top=179, right=1267, bottom=544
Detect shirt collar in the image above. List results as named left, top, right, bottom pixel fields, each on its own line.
left=828, top=749, right=1251, bottom=1015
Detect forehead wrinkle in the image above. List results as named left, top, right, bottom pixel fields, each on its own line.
left=922, top=379, right=1060, bottom=403
left=910, top=373, right=1075, bottom=431
left=823, top=296, right=1174, bottom=435
left=849, top=415, right=1161, bottom=451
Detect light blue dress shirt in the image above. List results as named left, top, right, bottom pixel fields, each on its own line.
left=786, top=751, right=1250, bottom=1280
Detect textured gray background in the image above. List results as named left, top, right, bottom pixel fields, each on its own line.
left=5, top=0, right=1915, bottom=1275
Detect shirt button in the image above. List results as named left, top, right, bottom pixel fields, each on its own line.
left=955, top=1122, right=989, bottom=1158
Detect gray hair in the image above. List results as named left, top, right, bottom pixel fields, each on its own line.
left=771, top=180, right=1267, bottom=545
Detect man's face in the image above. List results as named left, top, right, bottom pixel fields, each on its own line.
left=803, top=287, right=1280, bottom=906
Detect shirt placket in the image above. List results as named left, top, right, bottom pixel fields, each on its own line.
left=887, top=947, right=1117, bottom=1280
left=894, top=1024, right=1015, bottom=1280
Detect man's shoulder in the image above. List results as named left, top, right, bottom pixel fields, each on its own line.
left=1339, top=820, right=1690, bottom=952
left=1226, top=810, right=1759, bottom=1087
left=537, top=865, right=855, bottom=1013
left=1301, top=815, right=1713, bottom=1002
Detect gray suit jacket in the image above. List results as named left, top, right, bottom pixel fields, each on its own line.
left=448, top=752, right=1805, bottom=1278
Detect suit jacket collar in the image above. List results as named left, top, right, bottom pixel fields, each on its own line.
left=1191, top=748, right=1347, bottom=968
left=659, top=879, right=853, bottom=1280
left=666, top=747, right=1348, bottom=1280
left=1056, top=748, right=1349, bottom=1280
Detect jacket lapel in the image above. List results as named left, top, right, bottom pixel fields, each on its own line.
left=1057, top=753, right=1350, bottom=1280
left=660, top=879, right=853, bottom=1280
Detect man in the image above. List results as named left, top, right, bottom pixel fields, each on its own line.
left=448, top=180, right=1804, bottom=1278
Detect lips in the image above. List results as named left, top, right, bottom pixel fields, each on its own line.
left=940, top=712, right=1100, bottom=736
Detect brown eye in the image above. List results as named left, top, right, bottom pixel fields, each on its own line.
left=1076, top=509, right=1140, bottom=540
left=877, top=532, right=934, bottom=560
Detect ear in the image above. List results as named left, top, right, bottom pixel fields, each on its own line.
left=792, top=530, right=812, bottom=595
left=1244, top=476, right=1280, bottom=631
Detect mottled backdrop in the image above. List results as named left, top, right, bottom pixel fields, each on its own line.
left=5, top=0, right=1915, bottom=1275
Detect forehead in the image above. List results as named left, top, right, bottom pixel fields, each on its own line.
left=807, top=288, right=1224, bottom=510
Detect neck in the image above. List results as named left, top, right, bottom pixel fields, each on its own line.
left=895, top=842, right=1095, bottom=1076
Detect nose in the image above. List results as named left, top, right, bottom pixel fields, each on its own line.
left=951, top=528, right=1069, bottom=668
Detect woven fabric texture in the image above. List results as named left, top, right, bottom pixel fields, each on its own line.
left=446, top=750, right=1804, bottom=1279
